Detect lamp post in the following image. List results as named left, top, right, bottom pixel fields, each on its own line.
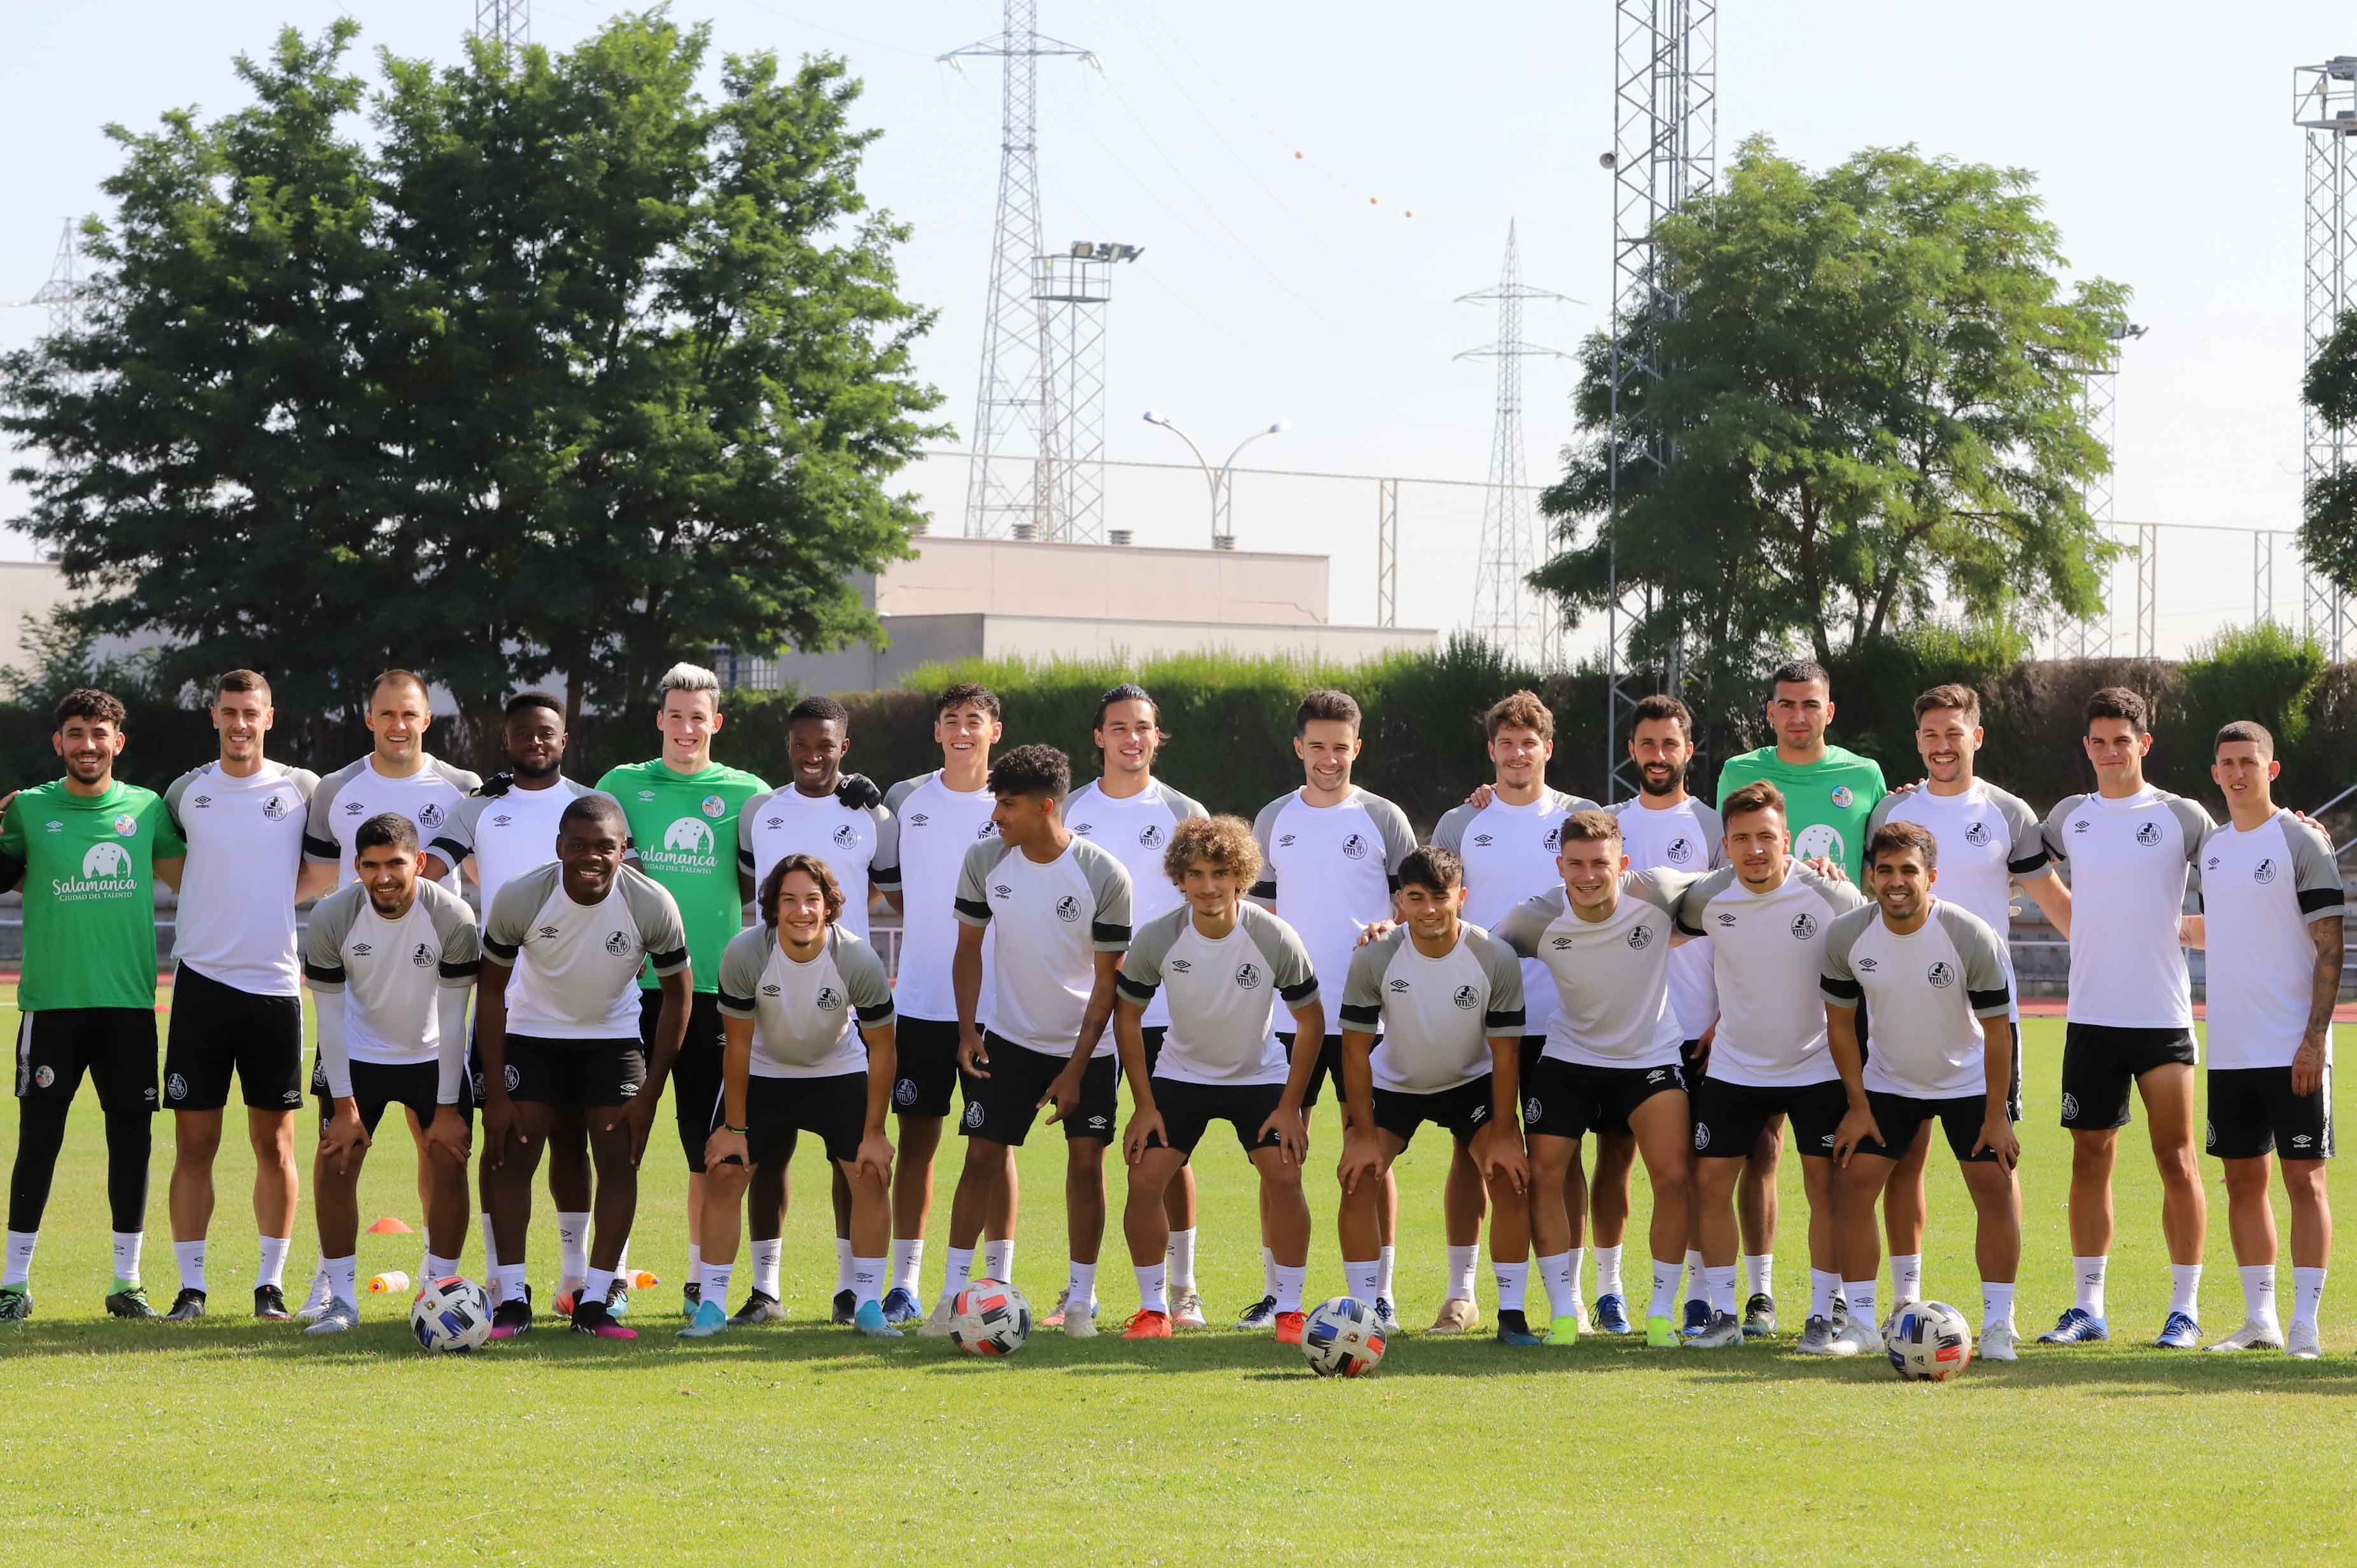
left=1142, top=412, right=1289, bottom=549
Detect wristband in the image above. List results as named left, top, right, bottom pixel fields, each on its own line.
left=722, top=1123, right=749, bottom=1135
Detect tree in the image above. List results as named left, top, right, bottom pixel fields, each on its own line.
left=2297, top=308, right=2357, bottom=597
left=0, top=14, right=945, bottom=738
left=1536, top=138, right=2128, bottom=742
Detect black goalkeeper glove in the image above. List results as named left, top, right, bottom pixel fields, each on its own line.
left=834, top=773, right=883, bottom=810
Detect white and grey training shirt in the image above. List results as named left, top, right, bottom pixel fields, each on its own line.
left=302, top=879, right=482, bottom=1103
left=430, top=776, right=607, bottom=909
left=1433, top=787, right=1599, bottom=1042
left=1868, top=779, right=2048, bottom=1023
left=164, top=759, right=319, bottom=997
left=883, top=771, right=1000, bottom=1024
left=304, top=753, right=482, bottom=890
left=953, top=834, right=1132, bottom=1058
left=483, top=862, right=689, bottom=1039
left=2198, top=809, right=2345, bottom=1071
left=715, top=923, right=896, bottom=1080
left=737, top=786, right=899, bottom=942
left=1672, top=862, right=1869, bottom=1087
left=1067, top=778, right=1208, bottom=1032
left=1339, top=923, right=1525, bottom=1095
left=1819, top=900, right=2013, bottom=1100
left=1116, top=902, right=1319, bottom=1084
left=1610, top=796, right=1724, bottom=1040
left=2039, top=787, right=2214, bottom=1031
left=1493, top=870, right=1696, bottom=1070
left=1250, top=787, right=1416, bottom=1039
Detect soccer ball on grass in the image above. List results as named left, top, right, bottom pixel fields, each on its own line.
left=1301, top=1296, right=1385, bottom=1377
left=411, top=1275, right=493, bottom=1354
left=1883, top=1299, right=1973, bottom=1381
left=950, top=1278, right=1032, bottom=1357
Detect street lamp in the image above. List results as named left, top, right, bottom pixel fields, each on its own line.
left=1141, top=412, right=1290, bottom=549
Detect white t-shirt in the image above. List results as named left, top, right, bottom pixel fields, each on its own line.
left=305, top=754, right=482, bottom=890
left=1494, top=871, right=1694, bottom=1070
left=716, top=924, right=895, bottom=1079
left=2199, top=810, right=2345, bottom=1070
left=1610, top=796, right=1723, bottom=1039
left=163, top=760, right=318, bottom=996
left=1066, top=778, right=1207, bottom=1031
left=737, top=786, right=898, bottom=941
left=1117, top=903, right=1318, bottom=1084
left=1673, top=863, right=1869, bottom=1087
left=1340, top=923, right=1525, bottom=1094
left=1820, top=900, right=2013, bottom=1098
left=302, top=879, right=482, bottom=1067
left=431, top=777, right=605, bottom=910
left=2040, top=787, right=2213, bottom=1030
left=953, top=836, right=1132, bottom=1057
left=1869, top=779, right=2048, bottom=1024
left=1250, top=787, right=1416, bottom=1039
left=484, top=862, right=688, bottom=1039
left=883, top=771, right=999, bottom=1023
left=1432, top=787, right=1598, bottom=1040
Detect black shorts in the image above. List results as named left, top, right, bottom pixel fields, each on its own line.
left=1521, top=1055, right=1686, bottom=1142
left=641, top=990, right=725, bottom=1171
left=722, top=1072, right=869, bottom=1166
left=2060, top=1023, right=2197, bottom=1131
left=1857, top=1090, right=1999, bottom=1164
left=1277, top=1031, right=1347, bottom=1110
left=2208, top=1065, right=2335, bottom=1161
left=15, top=1007, right=158, bottom=1114
left=959, top=1033, right=1116, bottom=1145
left=1141, top=1025, right=1169, bottom=1077
left=1689, top=1075, right=1847, bottom=1161
left=503, top=1035, right=647, bottom=1108
left=892, top=1015, right=981, bottom=1120
left=1371, top=1074, right=1497, bottom=1149
left=1145, top=1075, right=1284, bottom=1156
left=321, top=1058, right=470, bottom=1138
left=164, top=963, right=305, bottom=1112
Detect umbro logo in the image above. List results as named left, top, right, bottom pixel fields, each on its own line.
left=764, top=816, right=785, bottom=830
left=1646, top=1069, right=1668, bottom=1083
left=1551, top=935, right=1575, bottom=949
left=343, top=801, right=365, bottom=815
left=910, top=813, right=930, bottom=828
left=1857, top=957, right=1878, bottom=971
left=492, top=814, right=513, bottom=827
left=1278, top=834, right=1298, bottom=848
left=2207, top=855, right=2222, bottom=871
left=192, top=795, right=213, bottom=809
left=1171, top=959, right=1193, bottom=974
left=1715, top=912, right=1736, bottom=927
left=991, top=884, right=1013, bottom=899
left=537, top=925, right=560, bottom=939
left=1473, top=833, right=1495, bottom=849
left=1388, top=978, right=1411, bottom=993
left=2071, top=820, right=2090, bottom=834
left=350, top=942, right=374, bottom=956
left=1072, top=823, right=1094, bottom=836
left=761, top=983, right=782, bottom=997
left=2293, top=1133, right=2314, bottom=1148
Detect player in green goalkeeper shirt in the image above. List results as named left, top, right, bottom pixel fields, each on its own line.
left=0, top=689, right=187, bottom=1320
left=1715, top=661, right=1885, bottom=882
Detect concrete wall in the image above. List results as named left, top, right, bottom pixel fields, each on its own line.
left=878, top=535, right=1330, bottom=626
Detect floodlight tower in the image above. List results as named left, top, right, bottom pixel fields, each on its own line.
left=1601, top=0, right=1716, bottom=797
left=1458, top=221, right=1575, bottom=668
left=1032, top=241, right=1141, bottom=543
left=2298, top=55, right=2357, bottom=661
left=943, top=1, right=1099, bottom=541
left=474, top=0, right=527, bottom=47
left=2073, top=323, right=2146, bottom=658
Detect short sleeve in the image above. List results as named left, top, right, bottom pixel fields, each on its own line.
left=734, top=790, right=769, bottom=874
left=1339, top=939, right=1388, bottom=1030
left=162, top=771, right=197, bottom=837
left=1478, top=934, right=1524, bottom=1032
left=869, top=805, right=901, bottom=892
left=1250, top=910, right=1320, bottom=1006
left=841, top=936, right=895, bottom=1025
left=716, top=928, right=764, bottom=1018
left=628, top=875, right=691, bottom=977
left=954, top=839, right=998, bottom=928
left=2170, top=797, right=2218, bottom=869
left=1248, top=797, right=1285, bottom=901
left=2290, top=820, right=2346, bottom=922
left=1997, top=788, right=2050, bottom=879
left=1116, top=911, right=1174, bottom=1005
left=1162, top=786, right=1209, bottom=825
left=432, top=795, right=484, bottom=867
left=1941, top=905, right=2014, bottom=1017
left=304, top=767, right=348, bottom=862
left=1085, top=845, right=1132, bottom=951
left=302, top=890, right=351, bottom=987
left=150, top=795, right=186, bottom=859
left=1493, top=892, right=1556, bottom=959
left=481, top=874, right=541, bottom=962
left=2040, top=796, right=2081, bottom=860
left=1819, top=909, right=1863, bottom=1004
left=1430, top=804, right=1475, bottom=857
left=1368, top=796, right=1416, bottom=879
left=1863, top=793, right=1896, bottom=837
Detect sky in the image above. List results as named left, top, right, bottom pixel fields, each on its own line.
left=2, top=0, right=2350, bottom=655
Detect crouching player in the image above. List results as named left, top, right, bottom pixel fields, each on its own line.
left=1822, top=822, right=2023, bottom=1359
left=299, top=814, right=481, bottom=1333
left=1336, top=848, right=1535, bottom=1344
left=684, top=854, right=898, bottom=1338
left=1115, top=816, right=1325, bottom=1342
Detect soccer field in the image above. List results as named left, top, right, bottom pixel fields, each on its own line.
left=3, top=1002, right=2354, bottom=1562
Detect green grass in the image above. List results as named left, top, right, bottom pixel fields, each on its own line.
left=3, top=1002, right=2355, bottom=1562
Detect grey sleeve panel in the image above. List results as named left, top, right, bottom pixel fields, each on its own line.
left=430, top=757, right=484, bottom=794
left=1079, top=839, right=1134, bottom=950
left=836, top=930, right=895, bottom=1021
left=736, top=790, right=776, bottom=865
left=2168, top=796, right=2216, bottom=870
left=2041, top=794, right=2088, bottom=858
left=1673, top=865, right=1739, bottom=935
left=955, top=837, right=1017, bottom=926
left=1367, top=794, right=1418, bottom=875
left=162, top=768, right=199, bottom=833
left=1795, top=862, right=1870, bottom=914
left=1819, top=904, right=1871, bottom=993
left=1469, top=927, right=1526, bottom=1026
left=1248, top=795, right=1288, bottom=899
left=482, top=864, right=559, bottom=956
left=2288, top=818, right=2346, bottom=921
left=435, top=794, right=488, bottom=861
left=1864, top=792, right=1899, bottom=837
left=1990, top=785, right=2052, bottom=878
left=304, top=759, right=364, bottom=860
left=716, top=927, right=767, bottom=1018
left=421, top=882, right=483, bottom=981
left=290, top=767, right=322, bottom=798
left=1339, top=930, right=1400, bottom=1024
left=1242, top=904, right=1320, bottom=1004
left=869, top=804, right=902, bottom=890
left=621, top=867, right=691, bottom=974
left=1493, top=888, right=1565, bottom=958
left=301, top=885, right=360, bottom=985
left=1936, top=902, right=2015, bottom=1016
left=1624, top=868, right=1690, bottom=918
left=1162, top=785, right=1209, bottom=824
left=883, top=776, right=925, bottom=816
left=1120, top=907, right=1181, bottom=994
left=1692, top=803, right=1726, bottom=867
left=1430, top=804, right=1476, bottom=857
left=1553, top=790, right=1603, bottom=818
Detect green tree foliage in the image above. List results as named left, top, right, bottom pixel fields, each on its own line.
left=0, top=15, right=944, bottom=734
left=2170, top=621, right=2326, bottom=759
left=1537, top=138, right=2128, bottom=735
left=2298, top=309, right=2357, bottom=595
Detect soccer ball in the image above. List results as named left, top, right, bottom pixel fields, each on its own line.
left=1301, top=1295, right=1386, bottom=1377
left=950, top=1278, right=1032, bottom=1357
left=411, top=1275, right=493, bottom=1354
left=1883, top=1299, right=1974, bottom=1382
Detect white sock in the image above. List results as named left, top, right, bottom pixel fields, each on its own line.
left=613, top=1235, right=631, bottom=1281
left=890, top=1238, right=925, bottom=1297
left=479, top=1212, right=498, bottom=1274
left=1705, top=1264, right=1738, bottom=1316
left=702, top=1260, right=735, bottom=1303
left=111, top=1231, right=143, bottom=1285
left=1261, top=1245, right=1277, bottom=1301
left=1065, top=1259, right=1097, bottom=1308
left=943, top=1245, right=976, bottom=1302
left=2170, top=1262, right=2202, bottom=1319
left=1273, top=1263, right=1306, bottom=1313
left=1982, top=1280, right=2016, bottom=1331
left=1564, top=1245, right=1587, bottom=1312
left=174, top=1240, right=208, bottom=1294
left=1741, top=1252, right=1773, bottom=1300
left=2293, top=1266, right=2328, bottom=1329
left=1594, top=1243, right=1624, bottom=1301
left=1446, top=1243, right=1479, bottom=1303
left=586, top=1265, right=616, bottom=1302
left=1493, top=1259, right=1530, bottom=1313
left=1376, top=1244, right=1397, bottom=1301
left=983, top=1238, right=1014, bottom=1281
left=752, top=1238, right=783, bottom=1300
left=1889, top=1252, right=1923, bottom=1305
left=2240, top=1263, right=2278, bottom=1326
left=684, top=1241, right=701, bottom=1291
left=2072, top=1255, right=2107, bottom=1316
left=1166, top=1228, right=1197, bottom=1292
left=490, top=1263, right=524, bottom=1305
left=1136, top=1261, right=1169, bottom=1313
left=557, top=1212, right=590, bottom=1285
left=1683, top=1248, right=1706, bottom=1305
left=256, top=1235, right=288, bottom=1291
left=1537, top=1250, right=1577, bottom=1315
left=425, top=1252, right=458, bottom=1280
left=834, top=1236, right=855, bottom=1294
left=323, top=1254, right=357, bottom=1306
left=1347, top=1257, right=1381, bottom=1301
left=1841, top=1279, right=1878, bottom=1326
left=852, top=1255, right=885, bottom=1307
left=3, top=1231, right=35, bottom=1287
left=1648, top=1258, right=1680, bottom=1322
left=1809, top=1268, right=1839, bottom=1322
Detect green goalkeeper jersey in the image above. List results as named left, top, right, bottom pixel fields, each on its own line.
left=0, top=778, right=186, bottom=1012
left=1715, top=745, right=1887, bottom=883
left=595, top=759, right=770, bottom=994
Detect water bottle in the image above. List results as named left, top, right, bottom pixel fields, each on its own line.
left=367, top=1270, right=412, bottom=1295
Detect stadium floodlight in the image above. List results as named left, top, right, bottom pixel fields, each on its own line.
left=1070, top=240, right=1094, bottom=258
left=1598, top=151, right=1618, bottom=171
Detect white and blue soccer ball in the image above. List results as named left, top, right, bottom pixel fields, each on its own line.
left=411, top=1275, right=493, bottom=1354
left=1883, top=1299, right=1973, bottom=1382
left=1302, top=1296, right=1386, bottom=1377
left=950, top=1278, right=1032, bottom=1358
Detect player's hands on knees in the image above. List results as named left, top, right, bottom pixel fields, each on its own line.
left=957, top=1030, right=990, bottom=1078
left=1831, top=1103, right=1883, bottom=1166
left=1971, top=1116, right=2020, bottom=1171
left=321, top=1100, right=370, bottom=1175
left=1354, top=920, right=1396, bottom=949
left=2293, top=1038, right=2327, bottom=1097
left=425, top=1106, right=470, bottom=1162
left=1337, top=1132, right=1384, bottom=1195
left=856, top=1131, right=894, bottom=1186
left=1260, top=1105, right=1309, bottom=1164
left=1475, top=1123, right=1528, bottom=1194
left=1039, top=1065, right=1082, bottom=1124
left=705, top=1125, right=750, bottom=1170
left=1123, top=1109, right=1166, bottom=1165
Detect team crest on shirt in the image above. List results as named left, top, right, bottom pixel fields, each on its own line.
left=1627, top=925, right=1652, bottom=950
left=1055, top=895, right=1083, bottom=923
left=2136, top=822, right=2162, bottom=846
left=1542, top=824, right=1563, bottom=853
left=1340, top=834, right=1370, bottom=860
left=419, top=803, right=446, bottom=829
left=2255, top=858, right=2277, bottom=885
left=112, top=812, right=138, bottom=837
left=816, top=987, right=843, bottom=1012
left=977, top=822, right=998, bottom=839
left=832, top=824, right=857, bottom=849
left=1830, top=787, right=1854, bottom=809
left=701, top=795, right=726, bottom=818
left=1965, top=820, right=1991, bottom=846
left=1666, top=836, right=1693, bottom=864
left=411, top=943, right=433, bottom=968
left=1790, top=912, right=1818, bottom=940
left=603, top=932, right=631, bottom=956
left=1925, top=962, right=1956, bottom=989
left=1234, top=962, right=1263, bottom=991
left=1140, top=823, right=1165, bottom=849
left=1451, top=985, right=1479, bottom=1010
